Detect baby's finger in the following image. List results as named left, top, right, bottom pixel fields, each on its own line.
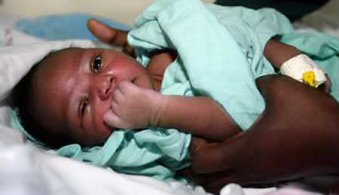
left=113, top=86, right=125, bottom=102
left=111, top=102, right=119, bottom=114
left=103, top=110, right=122, bottom=128
left=119, top=81, right=138, bottom=94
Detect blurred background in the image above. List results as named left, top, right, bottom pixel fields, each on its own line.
left=0, top=0, right=337, bottom=26
left=0, top=0, right=154, bottom=25
left=0, top=0, right=338, bottom=44
left=0, top=0, right=215, bottom=25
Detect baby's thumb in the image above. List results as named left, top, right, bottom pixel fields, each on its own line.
left=103, top=110, right=120, bottom=128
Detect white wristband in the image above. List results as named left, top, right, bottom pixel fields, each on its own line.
left=280, top=54, right=326, bottom=88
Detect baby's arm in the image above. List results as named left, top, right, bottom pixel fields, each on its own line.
left=104, top=82, right=241, bottom=141
left=153, top=95, right=241, bottom=141
left=264, top=39, right=330, bottom=91
left=264, top=38, right=300, bottom=69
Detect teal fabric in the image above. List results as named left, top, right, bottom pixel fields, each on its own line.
left=59, top=129, right=190, bottom=181
left=128, top=0, right=293, bottom=130
left=57, top=0, right=339, bottom=181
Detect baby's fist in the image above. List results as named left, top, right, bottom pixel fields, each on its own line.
left=104, top=81, right=163, bottom=129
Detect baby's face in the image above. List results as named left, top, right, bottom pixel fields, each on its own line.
left=32, top=48, right=153, bottom=146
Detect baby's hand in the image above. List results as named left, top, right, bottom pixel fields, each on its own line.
left=104, top=81, right=164, bottom=129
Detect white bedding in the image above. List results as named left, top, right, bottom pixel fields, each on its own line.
left=0, top=144, right=209, bottom=195
left=0, top=16, right=328, bottom=195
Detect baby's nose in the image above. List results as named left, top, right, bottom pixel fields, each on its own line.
left=96, top=77, right=114, bottom=101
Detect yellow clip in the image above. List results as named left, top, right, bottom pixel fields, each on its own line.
left=302, top=71, right=316, bottom=87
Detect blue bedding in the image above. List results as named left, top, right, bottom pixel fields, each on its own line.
left=15, top=13, right=131, bottom=41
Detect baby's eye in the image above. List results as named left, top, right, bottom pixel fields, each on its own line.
left=91, top=55, right=103, bottom=72
left=80, top=96, right=90, bottom=117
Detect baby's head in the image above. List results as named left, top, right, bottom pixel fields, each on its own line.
left=12, top=47, right=153, bottom=148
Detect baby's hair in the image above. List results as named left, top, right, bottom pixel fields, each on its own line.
left=11, top=51, right=74, bottom=148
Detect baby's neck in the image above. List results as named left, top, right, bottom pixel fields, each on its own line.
left=146, top=50, right=177, bottom=91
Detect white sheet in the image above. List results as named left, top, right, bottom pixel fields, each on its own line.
left=0, top=144, right=211, bottom=195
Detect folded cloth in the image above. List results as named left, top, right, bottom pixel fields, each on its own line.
left=128, top=0, right=339, bottom=131
left=58, top=129, right=191, bottom=181
left=128, top=0, right=293, bottom=130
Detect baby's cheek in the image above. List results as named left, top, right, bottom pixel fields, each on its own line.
left=103, top=109, right=116, bottom=127
left=97, top=114, right=114, bottom=135
left=89, top=108, right=113, bottom=144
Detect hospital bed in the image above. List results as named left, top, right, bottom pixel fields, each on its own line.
left=0, top=0, right=338, bottom=195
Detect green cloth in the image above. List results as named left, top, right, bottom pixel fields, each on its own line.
left=128, top=0, right=293, bottom=130
left=59, top=130, right=190, bottom=181
left=58, top=0, right=339, bottom=181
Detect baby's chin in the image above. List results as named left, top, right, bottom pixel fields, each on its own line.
left=100, top=125, right=115, bottom=140
left=104, top=123, right=116, bottom=134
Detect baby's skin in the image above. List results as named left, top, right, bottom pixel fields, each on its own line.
left=32, top=47, right=239, bottom=146
left=31, top=48, right=158, bottom=145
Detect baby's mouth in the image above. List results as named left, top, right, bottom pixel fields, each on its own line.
left=131, top=77, right=137, bottom=84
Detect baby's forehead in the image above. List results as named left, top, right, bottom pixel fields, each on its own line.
left=35, top=48, right=84, bottom=82
left=42, top=48, right=87, bottom=69
left=45, top=47, right=110, bottom=63
left=48, top=48, right=85, bottom=61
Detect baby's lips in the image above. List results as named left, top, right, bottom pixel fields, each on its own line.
left=103, top=109, right=115, bottom=127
